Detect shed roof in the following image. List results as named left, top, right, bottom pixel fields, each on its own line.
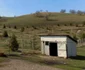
left=40, top=35, right=77, bottom=43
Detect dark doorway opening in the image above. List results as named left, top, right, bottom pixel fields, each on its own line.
left=49, top=42, right=58, bottom=56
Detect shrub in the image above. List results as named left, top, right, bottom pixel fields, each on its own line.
left=79, top=33, right=85, bottom=40
left=26, top=26, right=28, bottom=28
left=32, top=26, right=37, bottom=29
left=14, top=25, right=17, bottom=29
left=75, top=24, right=79, bottom=27
left=3, top=24, right=6, bottom=28
left=30, top=35, right=38, bottom=50
left=64, top=24, right=67, bottom=26
left=8, top=25, right=11, bottom=28
left=73, top=35, right=78, bottom=41
left=3, top=31, right=8, bottom=37
left=82, top=21, right=85, bottom=26
left=57, top=24, right=60, bottom=26
left=21, top=27, right=25, bottom=32
left=0, top=53, right=7, bottom=57
left=9, top=34, right=19, bottom=51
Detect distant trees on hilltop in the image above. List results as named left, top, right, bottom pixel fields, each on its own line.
left=35, top=9, right=85, bottom=15
left=35, top=10, right=52, bottom=21
left=60, top=9, right=66, bottom=13
left=77, top=10, right=85, bottom=15
left=69, top=10, right=76, bottom=14
left=34, top=9, right=85, bottom=21
left=69, top=9, right=85, bottom=15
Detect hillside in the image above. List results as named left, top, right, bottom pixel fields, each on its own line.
left=0, top=12, right=85, bottom=70
left=1, top=12, right=85, bottom=27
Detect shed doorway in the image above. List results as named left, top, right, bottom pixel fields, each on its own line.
left=49, top=42, right=58, bottom=56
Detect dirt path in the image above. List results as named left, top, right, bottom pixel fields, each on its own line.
left=0, top=59, right=62, bottom=70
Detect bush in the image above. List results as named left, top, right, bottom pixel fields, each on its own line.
left=9, top=34, right=19, bottom=51
left=14, top=25, right=17, bottom=29
left=0, top=53, right=7, bottom=57
left=57, top=24, right=60, bottom=26
left=21, top=27, right=25, bottom=32
left=8, top=25, right=11, bottom=28
left=79, top=33, right=85, bottom=40
left=73, top=35, right=78, bottom=41
left=82, top=21, right=85, bottom=26
left=69, top=23, right=73, bottom=26
left=26, top=26, right=28, bottom=28
left=32, top=26, right=37, bottom=29
left=30, top=35, right=38, bottom=50
left=3, top=24, right=6, bottom=28
left=64, top=24, right=67, bottom=26
left=3, top=31, right=8, bottom=37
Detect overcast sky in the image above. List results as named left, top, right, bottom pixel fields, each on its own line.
left=0, top=0, right=85, bottom=16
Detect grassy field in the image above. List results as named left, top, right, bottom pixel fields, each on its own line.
left=55, top=46, right=85, bottom=70
left=1, top=12, right=85, bottom=27
left=0, top=12, right=85, bottom=70
left=0, top=24, right=84, bottom=53
left=0, top=25, right=84, bottom=70
left=0, top=23, right=85, bottom=70
left=7, top=46, right=85, bottom=70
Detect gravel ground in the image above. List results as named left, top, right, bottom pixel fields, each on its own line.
left=0, top=59, right=62, bottom=70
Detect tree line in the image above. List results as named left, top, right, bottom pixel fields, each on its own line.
left=60, top=9, right=85, bottom=15
left=35, top=9, right=85, bottom=16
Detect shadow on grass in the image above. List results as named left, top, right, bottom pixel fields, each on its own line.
left=70, top=55, right=85, bottom=60
left=7, top=54, right=20, bottom=57
left=39, top=60, right=66, bottom=65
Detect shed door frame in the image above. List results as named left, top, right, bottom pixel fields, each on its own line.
left=66, top=44, right=68, bottom=58
left=49, top=42, right=58, bottom=56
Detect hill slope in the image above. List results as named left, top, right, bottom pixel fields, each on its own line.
left=1, top=12, right=85, bottom=27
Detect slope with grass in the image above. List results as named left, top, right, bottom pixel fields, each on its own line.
left=0, top=12, right=85, bottom=70
left=1, top=12, right=85, bottom=27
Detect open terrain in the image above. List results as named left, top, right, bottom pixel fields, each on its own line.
left=1, top=12, right=85, bottom=27
left=0, top=59, right=62, bottom=70
left=0, top=45, right=85, bottom=70
left=0, top=12, right=85, bottom=70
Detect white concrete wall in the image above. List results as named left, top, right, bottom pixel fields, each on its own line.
left=41, top=36, right=66, bottom=42
left=58, top=42, right=67, bottom=58
left=41, top=41, right=50, bottom=55
left=67, top=37, right=77, bottom=57
left=41, top=36, right=67, bottom=58
left=41, top=41, right=45, bottom=54
left=45, top=45, right=49, bottom=55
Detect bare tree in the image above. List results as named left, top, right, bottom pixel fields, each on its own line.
left=35, top=10, right=44, bottom=17
left=35, top=11, right=41, bottom=17
left=69, top=10, right=76, bottom=14
left=60, top=9, right=66, bottom=13
left=77, top=10, right=83, bottom=15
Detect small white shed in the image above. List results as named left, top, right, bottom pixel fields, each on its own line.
left=40, top=35, right=77, bottom=58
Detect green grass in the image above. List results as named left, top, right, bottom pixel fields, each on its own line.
left=0, top=12, right=85, bottom=70
left=0, top=57, right=7, bottom=62
left=7, top=46, right=85, bottom=70
left=0, top=57, right=9, bottom=67
left=1, top=12, right=85, bottom=27
left=54, top=46, right=85, bottom=70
